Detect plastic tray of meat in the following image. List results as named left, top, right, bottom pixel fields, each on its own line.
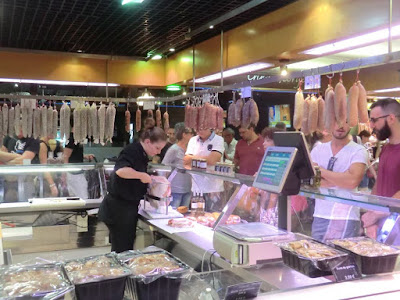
left=0, top=263, right=74, bottom=300
left=63, top=253, right=131, bottom=300
left=278, top=239, right=348, bottom=278
left=329, top=237, right=400, bottom=274
left=117, top=249, right=192, bottom=300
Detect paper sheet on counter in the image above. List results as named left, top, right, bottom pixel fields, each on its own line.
left=148, top=218, right=212, bottom=234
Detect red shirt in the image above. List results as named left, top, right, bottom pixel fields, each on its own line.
left=377, top=143, right=400, bottom=197
left=234, top=136, right=265, bottom=175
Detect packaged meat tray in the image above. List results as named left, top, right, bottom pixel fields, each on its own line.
left=329, top=237, right=400, bottom=274
left=64, top=254, right=131, bottom=300
left=278, top=239, right=348, bottom=278
left=117, top=249, right=192, bottom=300
left=0, top=263, right=74, bottom=300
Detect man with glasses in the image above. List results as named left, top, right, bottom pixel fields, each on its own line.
left=311, top=121, right=368, bottom=241
left=362, top=99, right=400, bottom=239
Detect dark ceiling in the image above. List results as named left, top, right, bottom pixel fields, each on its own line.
left=0, top=0, right=297, bottom=58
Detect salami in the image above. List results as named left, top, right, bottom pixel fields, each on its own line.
left=184, top=105, right=191, bottom=128
left=197, top=105, right=206, bottom=130
left=105, top=103, right=116, bottom=143
left=357, top=81, right=369, bottom=123
left=47, top=106, right=53, bottom=137
left=8, top=106, right=14, bottom=137
left=22, top=106, right=28, bottom=138
left=156, top=107, right=162, bottom=127
left=301, top=96, right=310, bottom=135
left=324, top=87, right=335, bottom=132
left=0, top=107, right=3, bottom=137
left=64, top=104, right=71, bottom=140
left=27, top=107, right=33, bottom=137
left=163, top=111, right=170, bottom=132
left=317, top=96, right=325, bottom=133
left=91, top=103, right=99, bottom=143
left=125, top=109, right=131, bottom=133
left=216, top=106, right=224, bottom=131
left=40, top=105, right=47, bottom=138
left=81, top=103, right=88, bottom=143
left=14, top=104, right=21, bottom=136
left=249, top=98, right=259, bottom=126
left=347, top=83, right=359, bottom=127
left=241, top=99, right=251, bottom=128
left=293, top=90, right=305, bottom=130
left=227, top=102, right=236, bottom=126
left=308, top=95, right=319, bottom=134
left=60, top=103, right=66, bottom=140
left=73, top=103, right=82, bottom=144
left=191, top=106, right=198, bottom=130
left=33, top=107, right=41, bottom=139
left=334, top=81, right=347, bottom=127
left=52, top=107, right=58, bottom=138
left=98, top=103, right=106, bottom=145
left=235, top=99, right=243, bottom=126
left=2, top=104, right=8, bottom=136
left=135, top=107, right=141, bottom=132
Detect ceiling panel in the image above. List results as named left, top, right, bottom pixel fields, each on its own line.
left=0, top=0, right=298, bottom=58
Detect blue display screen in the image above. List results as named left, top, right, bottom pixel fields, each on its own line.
left=256, top=151, right=291, bottom=186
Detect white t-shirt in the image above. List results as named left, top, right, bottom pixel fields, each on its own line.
left=186, top=132, right=224, bottom=193
left=311, top=141, right=368, bottom=220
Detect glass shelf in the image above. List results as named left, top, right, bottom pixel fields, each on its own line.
left=299, top=185, right=400, bottom=213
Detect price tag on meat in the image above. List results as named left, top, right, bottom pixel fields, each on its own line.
left=224, top=282, right=261, bottom=300
left=328, top=256, right=362, bottom=282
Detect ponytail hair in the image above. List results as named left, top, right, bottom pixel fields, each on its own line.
left=140, top=126, right=167, bottom=143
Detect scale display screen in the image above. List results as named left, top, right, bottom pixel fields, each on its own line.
left=253, top=147, right=297, bottom=194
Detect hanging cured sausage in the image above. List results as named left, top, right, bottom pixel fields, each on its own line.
left=293, top=89, right=305, bottom=130
left=347, top=83, right=359, bottom=127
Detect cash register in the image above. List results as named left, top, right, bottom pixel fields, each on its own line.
left=213, top=133, right=315, bottom=266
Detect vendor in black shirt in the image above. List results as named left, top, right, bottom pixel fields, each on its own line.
left=98, top=126, right=167, bottom=253
left=0, top=131, right=40, bottom=164
left=63, top=132, right=95, bottom=164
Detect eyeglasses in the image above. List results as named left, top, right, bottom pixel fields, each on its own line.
left=369, top=115, right=390, bottom=124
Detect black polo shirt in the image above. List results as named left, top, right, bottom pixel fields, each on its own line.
left=108, top=141, right=149, bottom=202
left=65, top=133, right=84, bottom=163
left=3, top=136, right=40, bottom=164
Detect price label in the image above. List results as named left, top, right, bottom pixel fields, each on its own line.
left=143, top=101, right=155, bottom=110
left=328, top=256, right=362, bottom=282
left=304, top=75, right=321, bottom=90
left=241, top=86, right=252, bottom=98
left=225, top=282, right=261, bottom=300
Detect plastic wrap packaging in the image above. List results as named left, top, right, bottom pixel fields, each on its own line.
left=278, top=239, right=348, bottom=278
left=148, top=176, right=171, bottom=199
left=117, top=249, right=192, bottom=300
left=0, top=263, right=75, bottom=300
left=329, top=237, right=400, bottom=274
left=64, top=254, right=131, bottom=300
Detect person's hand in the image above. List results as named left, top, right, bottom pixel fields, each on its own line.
left=85, top=154, right=95, bottom=161
left=361, top=211, right=383, bottom=227
left=364, top=224, right=379, bottom=239
left=140, top=173, right=152, bottom=184
left=50, top=185, right=58, bottom=197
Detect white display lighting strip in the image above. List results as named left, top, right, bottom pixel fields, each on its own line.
left=302, top=25, right=400, bottom=55
left=195, top=62, right=273, bottom=83
left=0, top=78, right=119, bottom=87
left=373, top=87, right=400, bottom=93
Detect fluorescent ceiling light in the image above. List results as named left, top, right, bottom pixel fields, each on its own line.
left=122, top=0, right=144, bottom=5
left=169, top=48, right=175, bottom=52
left=195, top=62, right=273, bottom=83
left=0, top=167, right=82, bottom=174
left=0, top=78, right=119, bottom=87
left=373, top=87, right=400, bottom=93
left=302, top=25, right=400, bottom=55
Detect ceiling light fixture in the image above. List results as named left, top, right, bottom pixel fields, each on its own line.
left=77, top=50, right=83, bottom=53
left=0, top=78, right=119, bottom=87
left=151, top=54, right=162, bottom=60
left=137, top=88, right=155, bottom=100
left=209, top=25, right=214, bottom=29
left=122, top=0, right=144, bottom=5
left=195, top=62, right=273, bottom=83
left=169, top=48, right=175, bottom=52
left=373, top=87, right=400, bottom=93
left=302, top=24, right=400, bottom=55
left=280, top=65, right=288, bottom=76
left=166, top=84, right=181, bottom=91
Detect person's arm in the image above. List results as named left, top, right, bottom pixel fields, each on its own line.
left=319, top=162, right=366, bottom=189
left=115, top=167, right=151, bottom=183
left=7, top=151, right=36, bottom=165
left=0, top=150, right=19, bottom=163
left=233, top=148, right=239, bottom=168
left=39, top=143, right=58, bottom=196
left=83, top=154, right=95, bottom=161
left=206, top=151, right=222, bottom=165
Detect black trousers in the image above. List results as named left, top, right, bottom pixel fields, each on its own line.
left=106, top=216, right=138, bottom=253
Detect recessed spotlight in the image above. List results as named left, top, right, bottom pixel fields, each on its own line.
left=280, top=65, right=288, bottom=76
left=209, top=25, right=214, bottom=29
left=14, top=83, right=18, bottom=88
left=77, top=50, right=83, bottom=53
left=169, top=48, right=175, bottom=52
left=151, top=54, right=162, bottom=60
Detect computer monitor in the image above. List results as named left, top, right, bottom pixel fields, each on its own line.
left=253, top=147, right=298, bottom=194
left=273, top=132, right=315, bottom=180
